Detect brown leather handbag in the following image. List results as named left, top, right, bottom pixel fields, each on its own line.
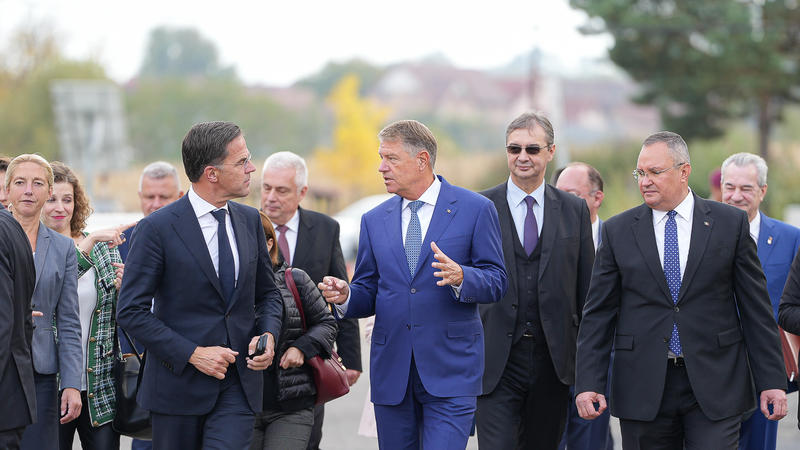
left=284, top=268, right=350, bottom=404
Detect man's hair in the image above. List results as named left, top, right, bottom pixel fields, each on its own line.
left=641, top=131, right=690, bottom=165
left=552, top=162, right=604, bottom=192
left=262, top=151, right=308, bottom=194
left=721, top=152, right=768, bottom=187
left=139, top=161, right=180, bottom=191
left=51, top=161, right=92, bottom=236
left=6, top=154, right=54, bottom=190
left=505, top=111, right=555, bottom=147
left=378, top=120, right=438, bottom=168
left=0, top=156, right=10, bottom=172
left=181, top=121, right=242, bottom=182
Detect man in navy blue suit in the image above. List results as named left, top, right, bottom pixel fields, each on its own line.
left=319, top=119, right=507, bottom=449
left=721, top=152, right=800, bottom=450
left=117, top=121, right=283, bottom=450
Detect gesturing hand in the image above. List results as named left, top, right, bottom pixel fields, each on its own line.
left=575, top=391, right=607, bottom=420
left=431, top=241, right=463, bottom=286
left=318, top=276, right=350, bottom=305
left=247, top=333, right=275, bottom=371
left=189, top=346, right=238, bottom=380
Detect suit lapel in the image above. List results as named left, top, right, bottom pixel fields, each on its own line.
left=632, top=205, right=672, bottom=302
left=171, top=196, right=225, bottom=301
left=415, top=178, right=457, bottom=280
left=678, top=195, right=713, bottom=303
left=537, top=185, right=560, bottom=279
left=384, top=196, right=409, bottom=281
left=34, top=222, right=51, bottom=288
left=488, top=184, right=517, bottom=294
left=757, top=212, right=774, bottom=265
left=293, top=208, right=313, bottom=267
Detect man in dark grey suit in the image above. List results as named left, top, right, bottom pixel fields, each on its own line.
left=576, top=131, right=787, bottom=449
left=0, top=206, right=37, bottom=449
left=477, top=112, right=595, bottom=449
left=260, top=151, right=362, bottom=449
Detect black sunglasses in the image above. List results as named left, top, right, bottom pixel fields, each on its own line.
left=506, top=144, right=551, bottom=155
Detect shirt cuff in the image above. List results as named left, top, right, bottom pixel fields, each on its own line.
left=333, top=291, right=351, bottom=318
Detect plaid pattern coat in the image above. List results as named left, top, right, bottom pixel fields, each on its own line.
left=76, top=237, right=123, bottom=426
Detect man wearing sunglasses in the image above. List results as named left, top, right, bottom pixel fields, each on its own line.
left=575, top=132, right=787, bottom=449
left=477, top=112, right=595, bottom=449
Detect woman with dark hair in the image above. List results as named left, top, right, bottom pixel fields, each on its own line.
left=5, top=154, right=83, bottom=450
left=40, top=161, right=134, bottom=450
left=251, top=211, right=337, bottom=450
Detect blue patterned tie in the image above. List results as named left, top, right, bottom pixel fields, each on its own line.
left=405, top=200, right=424, bottom=276
left=211, top=209, right=235, bottom=304
left=664, top=210, right=682, bottom=355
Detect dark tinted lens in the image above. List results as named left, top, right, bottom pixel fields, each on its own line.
left=525, top=146, right=542, bottom=154
left=506, top=145, right=522, bottom=154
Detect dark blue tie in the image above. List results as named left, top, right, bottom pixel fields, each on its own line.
left=405, top=200, right=424, bottom=276
left=664, top=210, right=682, bottom=355
left=211, top=209, right=235, bottom=303
left=523, top=196, right=539, bottom=255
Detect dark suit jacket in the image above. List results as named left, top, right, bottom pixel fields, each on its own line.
left=117, top=195, right=283, bottom=415
left=576, top=194, right=786, bottom=421
left=0, top=209, right=37, bottom=431
left=342, top=176, right=507, bottom=404
left=479, top=182, right=595, bottom=393
left=291, top=207, right=362, bottom=372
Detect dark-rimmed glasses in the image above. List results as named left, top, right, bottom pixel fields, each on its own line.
left=506, top=144, right=551, bottom=155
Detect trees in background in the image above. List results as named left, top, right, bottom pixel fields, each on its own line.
left=571, top=0, right=800, bottom=160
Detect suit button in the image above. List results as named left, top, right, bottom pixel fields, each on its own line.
left=663, top=337, right=669, bottom=343
left=95, top=309, right=100, bottom=314
left=89, top=337, right=96, bottom=343
left=511, top=304, right=517, bottom=309
left=87, top=392, right=94, bottom=399
left=92, top=421, right=99, bottom=426
left=507, top=332, right=513, bottom=337
left=407, top=324, right=411, bottom=330
left=87, top=367, right=93, bottom=373
left=674, top=306, right=679, bottom=312
left=225, top=313, right=230, bottom=318
left=411, top=288, right=416, bottom=294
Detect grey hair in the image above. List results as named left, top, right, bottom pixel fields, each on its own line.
left=641, top=131, right=690, bottom=165
left=721, top=152, right=768, bottom=187
left=139, top=161, right=180, bottom=191
left=505, top=111, right=555, bottom=147
left=262, top=151, right=308, bottom=193
left=378, top=120, right=438, bottom=168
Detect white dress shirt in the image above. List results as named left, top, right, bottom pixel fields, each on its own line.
left=652, top=189, right=694, bottom=280
left=272, top=209, right=300, bottom=262
left=506, top=177, right=545, bottom=246
left=188, top=187, right=240, bottom=284
left=592, top=218, right=600, bottom=251
left=749, top=212, right=761, bottom=244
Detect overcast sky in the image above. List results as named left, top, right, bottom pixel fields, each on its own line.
left=2, top=0, right=613, bottom=86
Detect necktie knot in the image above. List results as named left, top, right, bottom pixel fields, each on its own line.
left=524, top=196, right=535, bottom=209
left=276, top=224, right=288, bottom=233
left=211, top=208, right=227, bottom=223
left=408, top=200, right=424, bottom=213
left=667, top=210, right=677, bottom=219
left=275, top=224, right=291, bottom=265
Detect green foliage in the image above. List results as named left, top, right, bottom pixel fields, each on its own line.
left=295, top=59, right=384, bottom=97
left=570, top=0, right=800, bottom=159
left=138, top=26, right=235, bottom=79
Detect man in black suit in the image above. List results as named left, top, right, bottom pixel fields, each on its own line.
left=0, top=206, right=37, bottom=449
left=260, top=151, right=362, bottom=449
left=477, top=112, right=595, bottom=449
left=576, top=131, right=787, bottom=449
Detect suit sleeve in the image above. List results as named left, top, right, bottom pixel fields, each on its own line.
left=254, top=215, right=283, bottom=342
left=56, top=243, right=83, bottom=390
left=732, top=211, right=786, bottom=392
left=0, top=225, right=15, bottom=381
left=576, top=201, right=595, bottom=321
left=457, top=199, right=507, bottom=304
left=289, top=269, right=338, bottom=360
left=328, top=220, right=363, bottom=371
left=575, top=223, right=620, bottom=395
left=346, top=217, right=380, bottom=319
left=117, top=218, right=198, bottom=374
left=779, top=248, right=800, bottom=334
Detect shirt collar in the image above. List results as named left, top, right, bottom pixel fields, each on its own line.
left=749, top=211, right=761, bottom=242
left=273, top=208, right=300, bottom=232
left=188, top=186, right=228, bottom=219
left=402, top=175, right=441, bottom=209
left=507, top=177, right=545, bottom=208
left=652, top=188, right=694, bottom=224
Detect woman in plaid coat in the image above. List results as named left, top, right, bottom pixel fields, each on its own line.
left=42, top=162, right=134, bottom=450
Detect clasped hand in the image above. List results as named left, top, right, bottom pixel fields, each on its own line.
left=189, top=333, right=275, bottom=380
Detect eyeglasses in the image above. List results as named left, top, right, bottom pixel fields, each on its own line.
left=632, top=162, right=686, bottom=181
left=506, top=144, right=551, bottom=155
left=217, top=154, right=252, bottom=170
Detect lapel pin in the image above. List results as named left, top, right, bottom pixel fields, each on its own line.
left=446, top=209, right=451, bottom=214
left=768, top=236, right=773, bottom=245
left=703, top=221, right=710, bottom=227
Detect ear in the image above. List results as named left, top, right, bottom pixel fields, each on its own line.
left=204, top=166, right=218, bottom=183
left=298, top=185, right=308, bottom=202
left=417, top=151, right=430, bottom=171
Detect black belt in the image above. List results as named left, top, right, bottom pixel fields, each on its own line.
left=667, top=356, right=685, bottom=367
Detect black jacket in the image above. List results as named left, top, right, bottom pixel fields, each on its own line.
left=263, top=264, right=337, bottom=411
